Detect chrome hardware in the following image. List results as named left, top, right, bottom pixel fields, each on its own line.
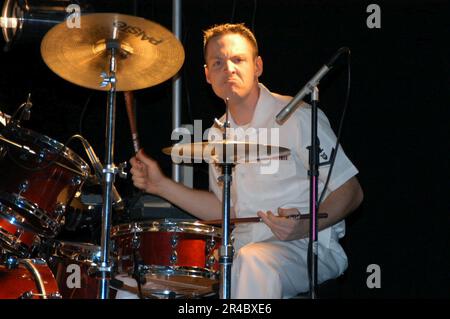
left=131, top=232, right=141, bottom=250
left=170, top=251, right=177, bottom=265
left=170, top=234, right=179, bottom=248
left=18, top=180, right=29, bottom=195
left=206, top=255, right=216, bottom=269
left=117, top=161, right=128, bottom=179
left=19, top=291, right=34, bottom=299
left=19, top=291, right=62, bottom=299
left=71, top=175, right=82, bottom=186
left=206, top=238, right=216, bottom=254
left=5, top=255, right=19, bottom=269
left=54, top=203, right=66, bottom=216
left=37, top=150, right=46, bottom=163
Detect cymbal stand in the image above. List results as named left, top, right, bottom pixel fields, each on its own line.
left=218, top=98, right=233, bottom=299
left=218, top=160, right=234, bottom=299
left=97, top=36, right=123, bottom=299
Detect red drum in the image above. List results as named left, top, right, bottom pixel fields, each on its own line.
left=0, top=258, right=61, bottom=299
left=112, top=220, right=221, bottom=279
left=47, top=241, right=107, bottom=299
left=0, top=206, right=41, bottom=257
left=0, top=125, right=89, bottom=240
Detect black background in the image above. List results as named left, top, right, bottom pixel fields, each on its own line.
left=0, top=0, right=448, bottom=298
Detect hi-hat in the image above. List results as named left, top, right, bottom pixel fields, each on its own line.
left=162, top=141, right=291, bottom=164
left=40, top=13, right=184, bottom=91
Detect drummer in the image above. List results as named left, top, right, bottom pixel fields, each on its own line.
left=130, top=23, right=363, bottom=299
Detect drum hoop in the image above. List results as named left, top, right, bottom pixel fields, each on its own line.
left=3, top=126, right=89, bottom=176
left=18, top=258, right=61, bottom=299
left=111, top=220, right=222, bottom=238
left=0, top=226, right=31, bottom=257
left=0, top=193, right=59, bottom=236
left=142, top=265, right=219, bottom=279
left=56, top=241, right=101, bottom=263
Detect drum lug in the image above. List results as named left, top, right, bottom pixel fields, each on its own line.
left=170, top=251, right=178, bottom=265
left=170, top=234, right=179, bottom=248
left=55, top=203, right=66, bottom=216
left=206, top=238, right=216, bottom=253
left=37, top=150, right=46, bottom=163
left=132, top=232, right=141, bottom=249
left=206, top=255, right=216, bottom=269
left=71, top=176, right=82, bottom=186
left=19, top=291, right=34, bottom=299
left=4, top=255, right=19, bottom=269
left=170, top=234, right=178, bottom=264
left=18, top=180, right=29, bottom=195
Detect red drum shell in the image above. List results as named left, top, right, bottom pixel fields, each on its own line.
left=48, top=241, right=116, bottom=299
left=0, top=125, right=89, bottom=237
left=112, top=220, right=221, bottom=277
left=0, top=258, right=60, bottom=299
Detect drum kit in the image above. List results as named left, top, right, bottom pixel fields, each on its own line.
left=0, top=12, right=290, bottom=299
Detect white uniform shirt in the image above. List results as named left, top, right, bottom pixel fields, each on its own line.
left=209, top=83, right=358, bottom=251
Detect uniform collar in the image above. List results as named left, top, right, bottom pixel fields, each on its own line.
left=227, top=83, right=278, bottom=129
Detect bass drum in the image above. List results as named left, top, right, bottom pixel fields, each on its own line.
left=0, top=258, right=61, bottom=299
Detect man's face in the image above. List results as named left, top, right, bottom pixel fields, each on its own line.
left=204, top=33, right=263, bottom=103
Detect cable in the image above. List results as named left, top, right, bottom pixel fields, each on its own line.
left=4, top=131, right=85, bottom=174
left=231, top=0, right=237, bottom=23
left=251, top=0, right=258, bottom=33
left=318, top=50, right=351, bottom=206
left=78, top=92, right=94, bottom=136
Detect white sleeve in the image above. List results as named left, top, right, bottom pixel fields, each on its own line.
left=296, top=106, right=359, bottom=192
left=208, top=163, right=222, bottom=200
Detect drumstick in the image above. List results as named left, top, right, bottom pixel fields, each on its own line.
left=201, top=213, right=328, bottom=225
left=124, top=91, right=140, bottom=153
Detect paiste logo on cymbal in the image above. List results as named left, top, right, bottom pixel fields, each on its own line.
left=113, top=21, right=163, bottom=45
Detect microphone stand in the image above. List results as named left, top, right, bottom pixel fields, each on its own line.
left=275, top=48, right=349, bottom=299
left=308, top=87, right=320, bottom=299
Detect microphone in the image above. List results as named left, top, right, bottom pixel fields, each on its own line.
left=21, top=93, right=32, bottom=121
left=10, top=93, right=32, bottom=124
left=77, top=135, right=124, bottom=209
left=275, top=47, right=350, bottom=125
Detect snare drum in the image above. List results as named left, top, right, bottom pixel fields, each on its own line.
left=112, top=220, right=221, bottom=278
left=112, top=219, right=221, bottom=299
left=0, top=125, right=89, bottom=239
left=0, top=258, right=60, bottom=299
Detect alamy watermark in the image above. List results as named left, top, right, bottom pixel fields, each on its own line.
left=366, top=264, right=381, bottom=289
left=366, top=4, right=381, bottom=29
left=66, top=4, right=81, bottom=29
left=170, top=120, right=283, bottom=174
left=66, top=264, right=81, bottom=289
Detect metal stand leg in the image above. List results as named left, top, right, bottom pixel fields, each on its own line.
left=97, top=39, right=119, bottom=299
left=219, top=162, right=234, bottom=299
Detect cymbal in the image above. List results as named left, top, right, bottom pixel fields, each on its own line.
left=162, top=141, right=291, bottom=164
left=41, top=13, right=184, bottom=91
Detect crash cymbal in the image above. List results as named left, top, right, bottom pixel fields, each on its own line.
left=162, top=141, right=291, bottom=164
left=41, top=13, right=184, bottom=91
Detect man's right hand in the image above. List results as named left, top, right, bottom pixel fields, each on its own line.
left=129, top=149, right=167, bottom=195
